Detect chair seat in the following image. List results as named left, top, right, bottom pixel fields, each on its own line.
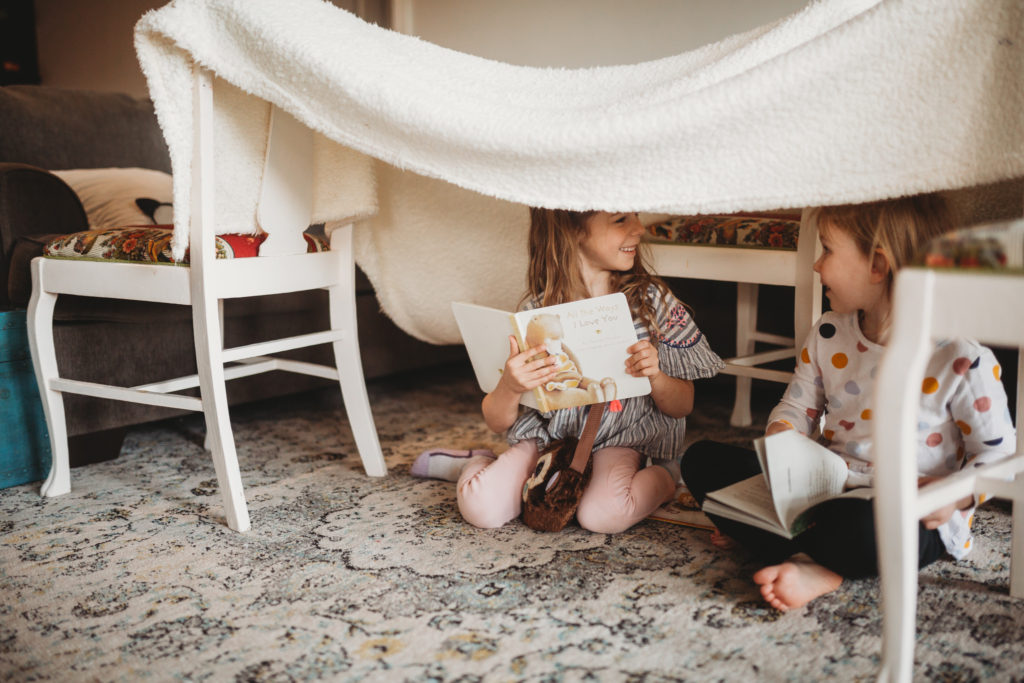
left=918, top=218, right=1024, bottom=272
left=42, top=226, right=330, bottom=264
left=643, top=214, right=800, bottom=251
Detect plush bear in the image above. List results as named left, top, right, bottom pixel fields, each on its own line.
left=523, top=313, right=616, bottom=411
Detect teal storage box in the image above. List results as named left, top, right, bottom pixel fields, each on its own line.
left=0, top=310, right=52, bottom=489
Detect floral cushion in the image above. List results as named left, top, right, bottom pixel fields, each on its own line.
left=43, top=226, right=329, bottom=264
left=918, top=218, right=1024, bottom=272
left=644, top=214, right=800, bottom=251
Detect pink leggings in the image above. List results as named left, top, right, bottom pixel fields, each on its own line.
left=456, top=439, right=676, bottom=533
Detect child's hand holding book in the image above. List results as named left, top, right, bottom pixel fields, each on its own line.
left=497, top=335, right=558, bottom=396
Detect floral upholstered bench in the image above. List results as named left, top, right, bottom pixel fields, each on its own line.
left=917, top=218, right=1024, bottom=271
left=641, top=212, right=819, bottom=427
left=43, top=226, right=329, bottom=263
left=644, top=214, right=801, bottom=251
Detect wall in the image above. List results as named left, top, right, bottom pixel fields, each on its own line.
left=32, top=0, right=808, bottom=96
left=395, top=0, right=809, bottom=67
left=32, top=0, right=387, bottom=97
left=34, top=0, right=162, bottom=96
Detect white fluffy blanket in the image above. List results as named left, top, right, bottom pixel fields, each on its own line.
left=135, top=0, right=1023, bottom=344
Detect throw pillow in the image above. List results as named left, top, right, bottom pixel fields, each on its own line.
left=52, top=167, right=174, bottom=228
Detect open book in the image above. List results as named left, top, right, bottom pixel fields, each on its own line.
left=702, top=430, right=873, bottom=539
left=452, top=293, right=651, bottom=412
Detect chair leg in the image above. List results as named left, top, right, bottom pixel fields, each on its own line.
left=192, top=296, right=250, bottom=532
left=874, top=270, right=935, bottom=683
left=202, top=299, right=226, bottom=454
left=1011, top=471, right=1024, bottom=598
left=328, top=285, right=387, bottom=476
left=1012, top=351, right=1024, bottom=597
left=875, top=492, right=919, bottom=683
left=26, top=260, right=70, bottom=498
left=326, top=228, right=386, bottom=476
left=730, top=283, right=758, bottom=427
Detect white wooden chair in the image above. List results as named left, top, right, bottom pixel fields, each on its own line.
left=27, top=67, right=387, bottom=532
left=873, top=217, right=1024, bottom=683
left=644, top=209, right=821, bottom=426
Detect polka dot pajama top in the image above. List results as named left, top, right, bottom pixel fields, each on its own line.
left=769, top=311, right=1016, bottom=559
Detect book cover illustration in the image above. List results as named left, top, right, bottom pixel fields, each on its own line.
left=452, top=293, right=651, bottom=411
left=648, top=484, right=714, bottom=530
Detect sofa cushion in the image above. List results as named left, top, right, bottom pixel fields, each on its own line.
left=0, top=86, right=171, bottom=172
left=644, top=214, right=800, bottom=250
left=42, top=226, right=329, bottom=264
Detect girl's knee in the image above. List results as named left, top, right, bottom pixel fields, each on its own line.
left=681, top=440, right=757, bottom=502
left=456, top=474, right=521, bottom=529
left=454, top=443, right=537, bottom=529
left=456, top=491, right=517, bottom=529
left=680, top=439, right=717, bottom=472
left=681, top=440, right=713, bottom=474
left=575, top=497, right=634, bottom=534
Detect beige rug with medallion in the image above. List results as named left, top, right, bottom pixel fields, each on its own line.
left=1, top=362, right=1020, bottom=681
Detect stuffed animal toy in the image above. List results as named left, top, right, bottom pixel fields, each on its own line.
left=521, top=403, right=605, bottom=532
left=523, top=313, right=616, bottom=411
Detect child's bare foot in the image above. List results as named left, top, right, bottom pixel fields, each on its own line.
left=710, top=529, right=737, bottom=549
left=752, top=553, right=842, bottom=611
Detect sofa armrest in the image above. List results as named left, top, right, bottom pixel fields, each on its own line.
left=0, top=162, right=88, bottom=308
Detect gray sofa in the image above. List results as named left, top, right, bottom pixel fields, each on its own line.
left=0, top=85, right=463, bottom=462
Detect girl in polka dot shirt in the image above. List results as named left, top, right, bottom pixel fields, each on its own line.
left=682, top=195, right=1016, bottom=612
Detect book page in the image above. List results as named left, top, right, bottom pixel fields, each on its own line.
left=755, top=431, right=848, bottom=533
left=511, top=293, right=650, bottom=411
left=451, top=301, right=538, bottom=409
left=703, top=474, right=785, bottom=535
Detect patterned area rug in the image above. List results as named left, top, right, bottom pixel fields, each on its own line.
left=1, top=364, right=1020, bottom=681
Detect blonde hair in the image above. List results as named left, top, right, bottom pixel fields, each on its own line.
left=809, top=194, right=954, bottom=296
left=524, top=208, right=670, bottom=335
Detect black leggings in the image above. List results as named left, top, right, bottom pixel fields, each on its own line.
left=681, top=440, right=946, bottom=578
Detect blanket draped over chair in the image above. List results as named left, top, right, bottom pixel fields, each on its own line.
left=134, top=0, right=1024, bottom=344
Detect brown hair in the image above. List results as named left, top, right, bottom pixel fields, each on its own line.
left=523, top=207, right=670, bottom=335
left=809, top=194, right=954, bottom=295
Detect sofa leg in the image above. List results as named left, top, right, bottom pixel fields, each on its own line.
left=68, top=427, right=127, bottom=467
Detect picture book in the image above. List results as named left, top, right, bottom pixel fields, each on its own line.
left=648, top=484, right=715, bottom=530
left=702, top=430, right=874, bottom=539
left=451, top=292, right=651, bottom=412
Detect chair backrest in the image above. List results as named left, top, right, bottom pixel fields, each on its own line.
left=189, top=68, right=314, bottom=260
left=893, top=215, right=1024, bottom=449
left=257, top=105, right=313, bottom=256
left=907, top=266, right=1024, bottom=450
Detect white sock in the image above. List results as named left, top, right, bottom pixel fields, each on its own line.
left=651, top=457, right=681, bottom=484
left=411, top=449, right=495, bottom=481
